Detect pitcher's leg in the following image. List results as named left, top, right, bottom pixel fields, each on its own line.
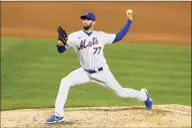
left=117, top=88, right=147, bottom=101
left=54, top=68, right=90, bottom=117
left=91, top=67, right=147, bottom=101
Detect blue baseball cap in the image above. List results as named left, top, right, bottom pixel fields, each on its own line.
left=80, top=12, right=96, bottom=21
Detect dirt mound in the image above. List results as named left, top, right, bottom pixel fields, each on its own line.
left=1, top=104, right=191, bottom=127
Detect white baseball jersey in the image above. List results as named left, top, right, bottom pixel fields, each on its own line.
left=54, top=30, right=148, bottom=117
left=66, top=30, right=116, bottom=70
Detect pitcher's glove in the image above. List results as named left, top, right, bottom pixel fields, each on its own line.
left=57, top=26, right=68, bottom=45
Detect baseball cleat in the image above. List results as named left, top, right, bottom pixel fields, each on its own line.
left=45, top=115, right=64, bottom=124
left=141, top=88, right=152, bottom=110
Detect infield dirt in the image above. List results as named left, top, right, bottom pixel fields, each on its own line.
left=1, top=105, right=191, bottom=127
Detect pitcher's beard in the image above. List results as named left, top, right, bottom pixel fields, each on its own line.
left=83, top=25, right=92, bottom=31
left=83, top=22, right=93, bottom=31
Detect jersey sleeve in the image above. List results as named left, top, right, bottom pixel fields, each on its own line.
left=100, top=32, right=116, bottom=45
left=66, top=33, right=77, bottom=48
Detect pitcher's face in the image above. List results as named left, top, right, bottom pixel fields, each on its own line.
left=82, top=18, right=95, bottom=30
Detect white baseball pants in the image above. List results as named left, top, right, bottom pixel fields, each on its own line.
left=54, top=64, right=147, bottom=117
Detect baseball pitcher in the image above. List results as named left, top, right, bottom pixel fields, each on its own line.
left=46, top=9, right=152, bottom=124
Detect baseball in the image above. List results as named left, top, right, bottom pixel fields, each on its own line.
left=127, top=9, right=133, bottom=14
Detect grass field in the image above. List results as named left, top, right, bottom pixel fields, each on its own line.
left=1, top=37, right=191, bottom=110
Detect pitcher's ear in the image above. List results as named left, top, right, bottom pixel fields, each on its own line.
left=92, top=21, right=96, bottom=25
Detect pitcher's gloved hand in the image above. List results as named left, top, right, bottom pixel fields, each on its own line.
left=57, top=26, right=68, bottom=45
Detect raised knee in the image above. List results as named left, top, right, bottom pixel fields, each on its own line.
left=60, top=78, right=71, bottom=88
left=61, top=78, right=66, bottom=83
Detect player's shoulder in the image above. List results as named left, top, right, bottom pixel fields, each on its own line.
left=68, top=30, right=82, bottom=38
left=93, top=31, right=106, bottom=35
left=94, top=31, right=104, bottom=34
left=94, top=31, right=109, bottom=36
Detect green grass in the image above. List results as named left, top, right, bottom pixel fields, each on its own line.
left=1, top=37, right=191, bottom=110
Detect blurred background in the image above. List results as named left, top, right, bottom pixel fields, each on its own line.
left=1, top=1, right=191, bottom=45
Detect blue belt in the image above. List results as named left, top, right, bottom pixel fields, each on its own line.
left=85, top=67, right=103, bottom=74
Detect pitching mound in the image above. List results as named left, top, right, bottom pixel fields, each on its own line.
left=1, top=104, right=191, bottom=128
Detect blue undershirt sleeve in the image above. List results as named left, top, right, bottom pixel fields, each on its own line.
left=56, top=45, right=67, bottom=53
left=112, top=19, right=132, bottom=43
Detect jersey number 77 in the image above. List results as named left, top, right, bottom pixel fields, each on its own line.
left=93, top=47, right=101, bottom=54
